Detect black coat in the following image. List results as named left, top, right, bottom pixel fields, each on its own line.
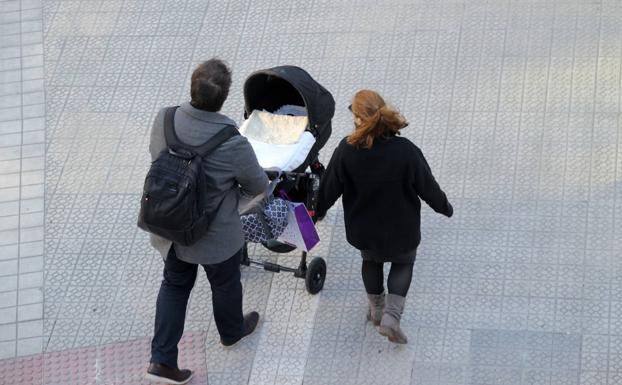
left=316, top=136, right=453, bottom=258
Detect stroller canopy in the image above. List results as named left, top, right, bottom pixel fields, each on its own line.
left=243, top=66, right=335, bottom=153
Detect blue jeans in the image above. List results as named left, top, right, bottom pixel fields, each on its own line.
left=150, top=246, right=244, bottom=368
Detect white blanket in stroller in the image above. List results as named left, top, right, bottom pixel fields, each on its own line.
left=239, top=110, right=316, bottom=171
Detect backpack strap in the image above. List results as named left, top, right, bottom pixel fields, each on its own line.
left=163, top=105, right=239, bottom=155
left=163, top=106, right=182, bottom=147
left=195, top=125, right=239, bottom=157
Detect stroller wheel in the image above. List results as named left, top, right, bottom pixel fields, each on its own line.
left=305, top=257, right=326, bottom=295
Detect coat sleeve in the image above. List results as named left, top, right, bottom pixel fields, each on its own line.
left=316, top=142, right=344, bottom=218
left=148, top=109, right=167, bottom=162
left=233, top=136, right=269, bottom=197
left=413, top=147, right=453, bottom=217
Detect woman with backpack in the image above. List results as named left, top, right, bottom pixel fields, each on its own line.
left=315, top=89, right=453, bottom=344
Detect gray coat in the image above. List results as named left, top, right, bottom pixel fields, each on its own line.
left=148, top=102, right=268, bottom=265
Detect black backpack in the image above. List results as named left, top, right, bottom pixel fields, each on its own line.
left=137, top=106, right=239, bottom=246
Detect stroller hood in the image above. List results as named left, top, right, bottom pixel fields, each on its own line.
left=243, top=66, right=335, bottom=154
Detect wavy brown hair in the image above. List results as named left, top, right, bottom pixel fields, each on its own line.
left=347, top=90, right=408, bottom=149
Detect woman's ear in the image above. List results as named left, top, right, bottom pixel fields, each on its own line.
left=354, top=116, right=362, bottom=126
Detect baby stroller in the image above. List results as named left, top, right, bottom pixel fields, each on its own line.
left=239, top=65, right=335, bottom=294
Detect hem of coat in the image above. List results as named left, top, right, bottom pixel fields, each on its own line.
left=175, top=237, right=246, bottom=265
left=150, top=233, right=245, bottom=265
left=346, top=235, right=420, bottom=258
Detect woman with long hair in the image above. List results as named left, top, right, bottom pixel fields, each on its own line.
left=316, top=89, right=453, bottom=344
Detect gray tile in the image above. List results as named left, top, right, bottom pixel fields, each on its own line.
left=0, top=12, right=20, bottom=24
left=0, top=57, right=20, bottom=71
left=0, top=259, right=18, bottom=276
left=0, top=244, right=18, bottom=260
left=0, top=69, right=20, bottom=83
left=0, top=132, right=21, bottom=147
left=22, top=117, right=43, bottom=131
left=20, top=197, right=43, bottom=213
left=0, top=81, right=19, bottom=97
left=0, top=214, right=18, bottom=231
left=0, top=291, right=16, bottom=308
left=0, top=46, right=20, bottom=59
left=21, top=79, right=42, bottom=93
left=15, top=336, right=41, bottom=355
left=20, top=156, right=43, bottom=171
left=22, top=103, right=44, bottom=118
left=18, top=256, right=42, bottom=273
left=0, top=119, right=20, bottom=134
left=22, top=54, right=43, bottom=68
left=0, top=275, right=16, bottom=292
left=0, top=229, right=18, bottom=245
left=19, top=184, right=42, bottom=199
left=0, top=158, right=20, bottom=173
left=0, top=322, right=15, bottom=342
left=21, top=66, right=43, bottom=80
left=20, top=32, right=42, bottom=46
left=17, top=271, right=42, bottom=289
left=1, top=1, right=20, bottom=13
left=20, top=169, right=43, bottom=185
left=16, top=303, right=42, bottom=321
left=21, top=43, right=41, bottom=57
left=22, top=129, right=43, bottom=144
left=20, top=20, right=41, bottom=33
left=21, top=0, right=42, bottom=11
left=0, top=172, right=19, bottom=188
left=21, top=142, right=43, bottom=156
left=20, top=9, right=42, bottom=22
left=0, top=340, right=15, bottom=359
left=19, top=226, right=42, bottom=242
left=0, top=34, right=20, bottom=48
left=21, top=91, right=43, bottom=105
left=19, top=212, right=42, bottom=228
left=0, top=147, right=20, bottom=162
left=17, top=319, right=41, bottom=339
left=0, top=94, right=21, bottom=108
left=0, top=306, right=16, bottom=324
left=0, top=187, right=19, bottom=203
left=17, top=287, right=42, bottom=305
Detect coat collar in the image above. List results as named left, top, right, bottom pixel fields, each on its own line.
left=179, top=102, right=237, bottom=126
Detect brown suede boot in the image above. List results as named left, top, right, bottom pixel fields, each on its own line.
left=366, top=292, right=385, bottom=326
left=378, top=294, right=408, bottom=344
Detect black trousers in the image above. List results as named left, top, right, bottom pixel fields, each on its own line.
left=150, top=246, right=244, bottom=368
left=361, top=260, right=414, bottom=297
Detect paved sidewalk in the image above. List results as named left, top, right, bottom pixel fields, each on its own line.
left=0, top=0, right=45, bottom=360
left=1, top=0, right=622, bottom=384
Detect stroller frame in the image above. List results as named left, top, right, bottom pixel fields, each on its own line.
left=240, top=166, right=327, bottom=295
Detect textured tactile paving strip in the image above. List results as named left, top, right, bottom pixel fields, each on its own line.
left=0, top=332, right=207, bottom=384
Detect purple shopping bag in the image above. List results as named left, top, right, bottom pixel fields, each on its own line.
left=277, top=202, right=320, bottom=251
left=293, top=203, right=320, bottom=251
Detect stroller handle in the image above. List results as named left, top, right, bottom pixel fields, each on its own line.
left=265, top=169, right=281, bottom=180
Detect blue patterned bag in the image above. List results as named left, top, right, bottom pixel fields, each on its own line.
left=264, top=196, right=289, bottom=238
left=240, top=174, right=289, bottom=243
left=241, top=196, right=289, bottom=243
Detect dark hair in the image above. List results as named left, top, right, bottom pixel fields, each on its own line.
left=190, top=59, right=232, bottom=112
